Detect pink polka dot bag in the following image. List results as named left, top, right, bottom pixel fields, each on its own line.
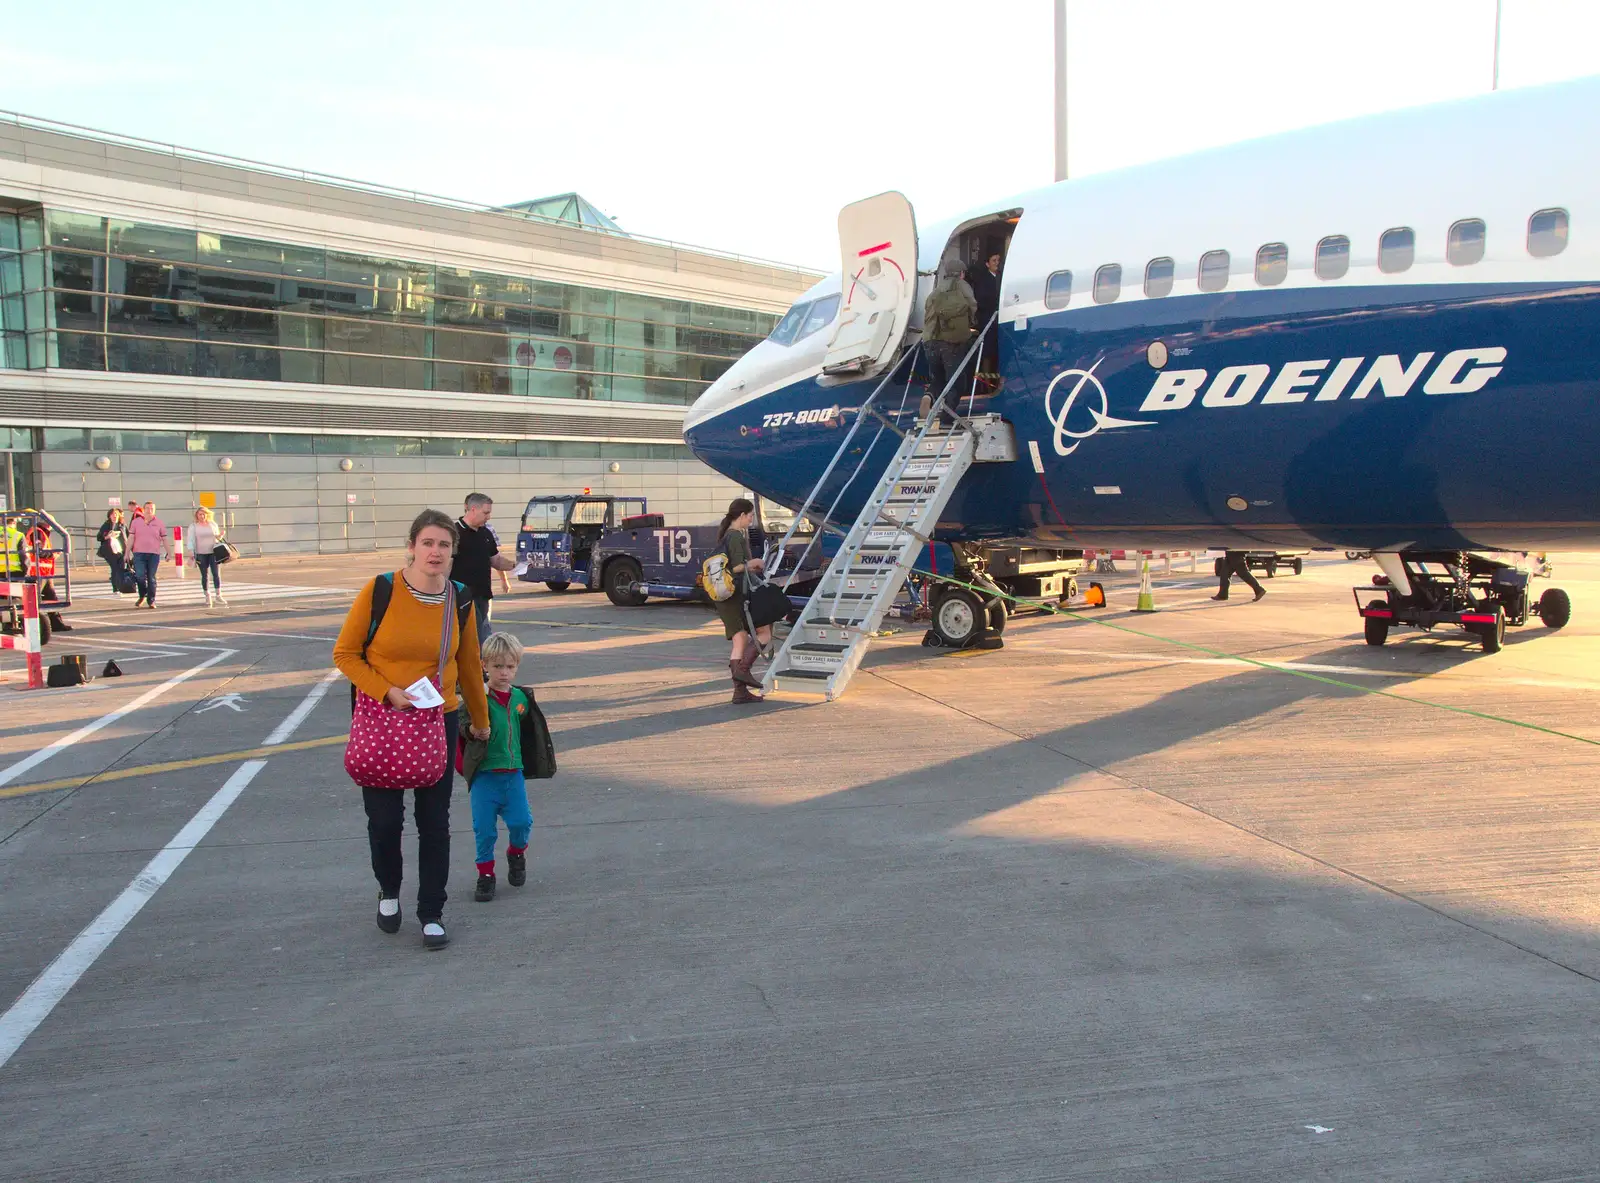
left=344, top=582, right=456, bottom=790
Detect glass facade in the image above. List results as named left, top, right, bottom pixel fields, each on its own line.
left=0, top=208, right=46, bottom=369
left=1, top=211, right=778, bottom=407
left=34, top=427, right=692, bottom=459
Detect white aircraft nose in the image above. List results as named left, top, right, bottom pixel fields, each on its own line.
left=684, top=357, right=753, bottom=436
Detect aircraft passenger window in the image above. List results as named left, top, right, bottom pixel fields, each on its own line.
left=1315, top=235, right=1350, bottom=280
left=1144, top=257, right=1174, bottom=298
left=1092, top=264, right=1121, bottom=304
left=1447, top=219, right=1486, bottom=266
left=1254, top=243, right=1288, bottom=286
left=796, top=294, right=841, bottom=342
left=768, top=301, right=810, bottom=346
left=1043, top=270, right=1073, bottom=310
left=1197, top=250, right=1229, bottom=292
left=1378, top=227, right=1414, bottom=273
left=1527, top=208, right=1568, bottom=257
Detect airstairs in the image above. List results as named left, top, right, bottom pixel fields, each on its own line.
left=759, top=327, right=1014, bottom=701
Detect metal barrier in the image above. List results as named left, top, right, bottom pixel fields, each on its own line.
left=2, top=509, right=73, bottom=691
left=1082, top=549, right=1201, bottom=574
left=0, top=579, right=43, bottom=689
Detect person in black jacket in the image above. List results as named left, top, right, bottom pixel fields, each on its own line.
left=966, top=251, right=1003, bottom=370
left=96, top=507, right=130, bottom=598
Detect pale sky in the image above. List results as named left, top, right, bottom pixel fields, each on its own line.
left=0, top=0, right=1596, bottom=270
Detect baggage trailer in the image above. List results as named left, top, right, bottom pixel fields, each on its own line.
left=1354, top=551, right=1570, bottom=653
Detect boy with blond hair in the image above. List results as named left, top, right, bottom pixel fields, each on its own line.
left=460, top=631, right=538, bottom=901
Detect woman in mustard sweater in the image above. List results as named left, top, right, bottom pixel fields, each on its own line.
left=334, top=509, right=490, bottom=949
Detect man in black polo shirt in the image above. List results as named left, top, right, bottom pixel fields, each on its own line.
left=452, top=493, right=516, bottom=641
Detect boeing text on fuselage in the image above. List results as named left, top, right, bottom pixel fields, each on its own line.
left=1136, top=348, right=1506, bottom=414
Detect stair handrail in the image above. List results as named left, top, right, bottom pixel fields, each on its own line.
left=771, top=352, right=924, bottom=590
left=764, top=342, right=922, bottom=585
left=772, top=307, right=995, bottom=592
left=810, top=314, right=996, bottom=625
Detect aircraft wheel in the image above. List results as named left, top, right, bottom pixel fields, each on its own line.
left=986, top=600, right=1007, bottom=635
left=932, top=588, right=986, bottom=648
left=602, top=559, right=647, bottom=607
left=545, top=581, right=571, bottom=593
left=1539, top=587, right=1571, bottom=629
left=1292, top=557, right=1303, bottom=575
left=1363, top=607, right=1389, bottom=647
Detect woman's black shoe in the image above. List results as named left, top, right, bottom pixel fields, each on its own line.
left=474, top=873, right=496, bottom=902
left=422, top=921, right=449, bottom=949
left=507, top=851, right=526, bottom=887
left=375, top=897, right=401, bottom=934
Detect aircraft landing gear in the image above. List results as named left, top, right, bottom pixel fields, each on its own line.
left=925, top=553, right=1007, bottom=649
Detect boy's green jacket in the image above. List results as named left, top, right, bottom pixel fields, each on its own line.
left=456, top=684, right=557, bottom=785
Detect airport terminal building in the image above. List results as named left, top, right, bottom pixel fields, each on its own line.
left=0, top=112, right=819, bottom=552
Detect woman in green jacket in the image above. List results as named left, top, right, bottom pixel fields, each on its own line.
left=715, top=497, right=770, bottom=704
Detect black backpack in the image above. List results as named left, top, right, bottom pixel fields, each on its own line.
left=349, top=572, right=474, bottom=711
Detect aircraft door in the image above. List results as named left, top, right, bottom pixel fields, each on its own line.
left=823, top=191, right=918, bottom=380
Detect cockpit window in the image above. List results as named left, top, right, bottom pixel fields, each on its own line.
left=768, top=300, right=809, bottom=346
left=796, top=294, right=840, bottom=342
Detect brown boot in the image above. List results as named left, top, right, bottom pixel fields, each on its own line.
left=731, top=679, right=760, bottom=704
left=729, top=657, right=762, bottom=689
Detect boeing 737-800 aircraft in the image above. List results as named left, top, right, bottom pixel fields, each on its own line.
left=685, top=77, right=1596, bottom=558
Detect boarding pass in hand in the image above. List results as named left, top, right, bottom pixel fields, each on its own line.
left=403, top=677, right=444, bottom=709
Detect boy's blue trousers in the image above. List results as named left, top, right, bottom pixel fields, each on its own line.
left=470, top=768, right=531, bottom=867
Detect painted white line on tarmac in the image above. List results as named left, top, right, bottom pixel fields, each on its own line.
left=262, top=668, right=341, bottom=746
left=78, top=621, right=338, bottom=644
left=0, top=649, right=237, bottom=789
left=0, top=670, right=337, bottom=1069
left=1005, top=641, right=1600, bottom=692
left=0, top=760, right=267, bottom=1069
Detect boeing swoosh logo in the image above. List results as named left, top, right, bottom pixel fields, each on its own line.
left=1041, top=359, right=1157, bottom=456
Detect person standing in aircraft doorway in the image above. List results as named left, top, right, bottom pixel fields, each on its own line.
left=919, top=259, right=977, bottom=421
left=967, top=251, right=1002, bottom=371
left=1212, top=551, right=1266, bottom=602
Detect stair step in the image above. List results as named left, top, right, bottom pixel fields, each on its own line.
left=764, top=414, right=994, bottom=700
left=800, top=626, right=863, bottom=646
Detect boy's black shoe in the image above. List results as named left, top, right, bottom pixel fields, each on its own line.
left=474, top=873, right=496, bottom=902
left=507, top=850, right=526, bottom=887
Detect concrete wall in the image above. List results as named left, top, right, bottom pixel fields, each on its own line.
left=35, top=450, right=746, bottom=556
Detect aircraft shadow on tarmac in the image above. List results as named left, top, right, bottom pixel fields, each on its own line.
left=8, top=635, right=1600, bottom=1178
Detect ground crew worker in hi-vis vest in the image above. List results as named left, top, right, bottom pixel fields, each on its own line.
left=3, top=520, right=25, bottom=577
left=3, top=520, right=28, bottom=638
